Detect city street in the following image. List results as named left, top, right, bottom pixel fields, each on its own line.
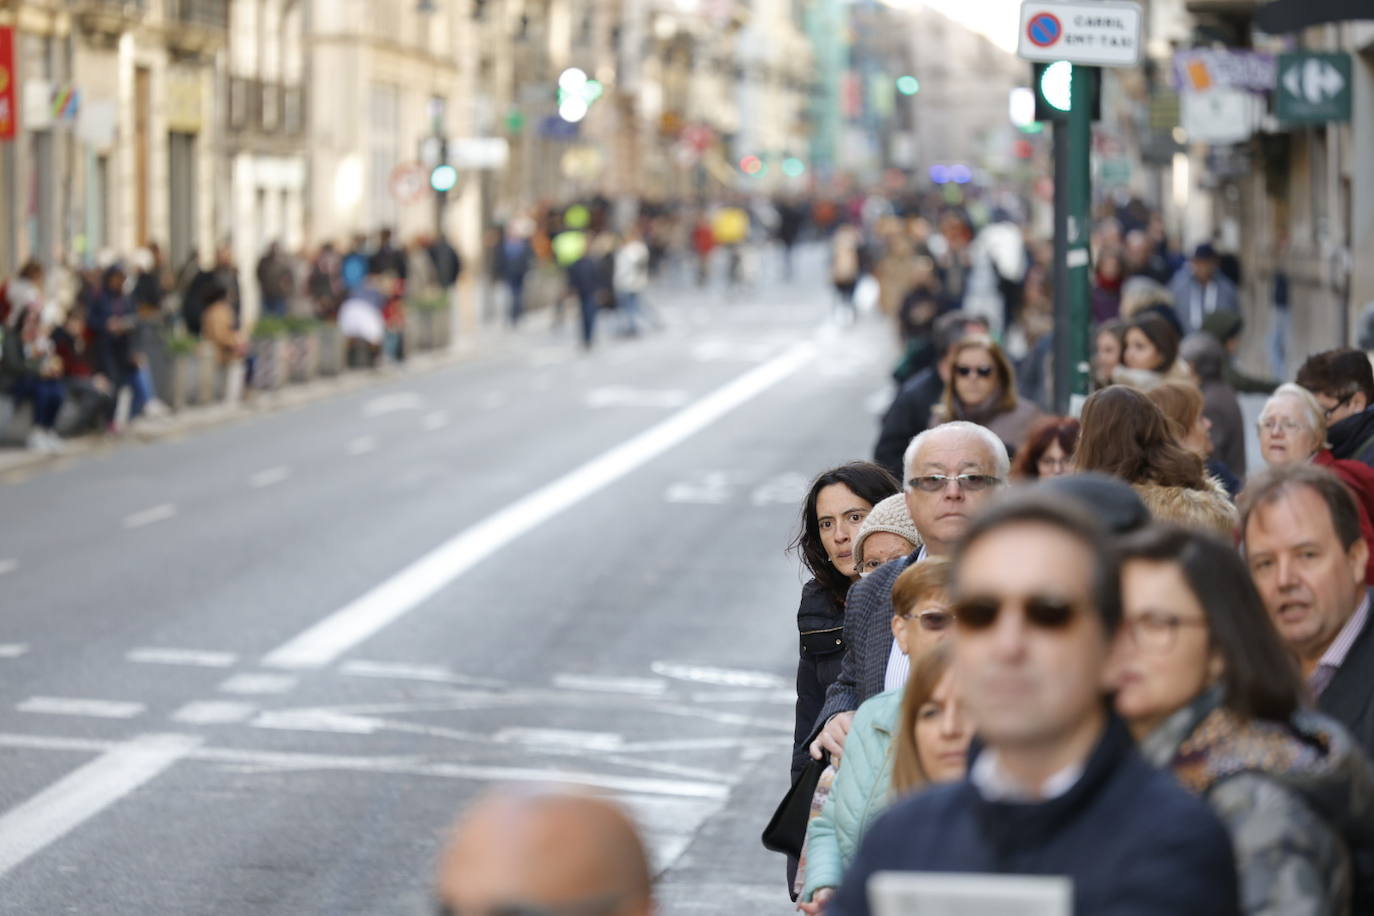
left=0, top=266, right=891, bottom=914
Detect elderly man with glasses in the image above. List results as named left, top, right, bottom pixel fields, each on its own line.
left=827, top=491, right=1240, bottom=916
left=807, top=421, right=1008, bottom=765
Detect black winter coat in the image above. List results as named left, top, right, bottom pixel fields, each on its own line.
left=1329, top=408, right=1374, bottom=470
left=873, top=368, right=944, bottom=480
left=792, top=579, right=847, bottom=780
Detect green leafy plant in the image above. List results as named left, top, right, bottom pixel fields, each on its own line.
left=252, top=315, right=290, bottom=340
left=164, top=332, right=200, bottom=356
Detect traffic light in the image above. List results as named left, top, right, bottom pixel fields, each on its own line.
left=430, top=137, right=455, bottom=197
left=1031, top=62, right=1101, bottom=122
left=896, top=75, right=920, bottom=96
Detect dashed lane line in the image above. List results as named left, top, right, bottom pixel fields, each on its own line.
left=122, top=504, right=177, bottom=530
left=17, top=697, right=146, bottom=719
left=0, top=559, right=16, bottom=576
left=217, top=673, right=299, bottom=695
left=248, top=466, right=291, bottom=489
left=0, top=644, right=29, bottom=658
left=262, top=342, right=818, bottom=670
left=170, top=701, right=257, bottom=725
left=127, top=648, right=238, bottom=668
left=0, top=733, right=201, bottom=877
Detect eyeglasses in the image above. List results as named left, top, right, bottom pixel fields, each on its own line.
left=1037, top=456, right=1070, bottom=473
left=955, top=365, right=995, bottom=379
left=900, top=608, right=956, bottom=631
left=435, top=893, right=627, bottom=916
left=1322, top=393, right=1354, bottom=420
left=1120, top=610, right=1208, bottom=653
left=1258, top=417, right=1306, bottom=434
left=907, top=474, right=1002, bottom=493
left=951, top=594, right=1081, bottom=631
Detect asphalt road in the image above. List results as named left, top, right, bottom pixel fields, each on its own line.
left=0, top=254, right=893, bottom=914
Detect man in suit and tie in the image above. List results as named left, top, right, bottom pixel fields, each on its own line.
left=1241, top=464, right=1374, bottom=756
left=808, top=421, right=1010, bottom=763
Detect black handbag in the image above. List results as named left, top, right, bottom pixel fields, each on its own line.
left=761, top=755, right=827, bottom=858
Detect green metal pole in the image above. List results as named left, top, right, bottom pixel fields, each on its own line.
left=1065, top=65, right=1094, bottom=406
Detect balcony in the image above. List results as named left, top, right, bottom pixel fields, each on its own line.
left=227, top=76, right=307, bottom=142
left=73, top=0, right=147, bottom=40
left=164, top=0, right=229, bottom=57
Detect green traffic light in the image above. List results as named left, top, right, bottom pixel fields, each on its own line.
left=782, top=157, right=806, bottom=178
left=430, top=164, right=458, bottom=192
left=896, top=75, right=920, bottom=96
left=1039, top=61, right=1072, bottom=113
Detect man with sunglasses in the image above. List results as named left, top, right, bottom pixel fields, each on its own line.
left=435, top=787, right=652, bottom=916
left=1296, top=348, right=1374, bottom=469
left=809, top=422, right=1008, bottom=764
left=828, top=491, right=1239, bottom=916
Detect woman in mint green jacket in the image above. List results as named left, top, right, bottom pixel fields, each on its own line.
left=799, top=639, right=971, bottom=909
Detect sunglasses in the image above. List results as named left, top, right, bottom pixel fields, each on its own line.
left=951, top=594, right=1080, bottom=631
left=955, top=365, right=995, bottom=378
left=907, top=474, right=1002, bottom=493
left=900, top=609, right=956, bottom=631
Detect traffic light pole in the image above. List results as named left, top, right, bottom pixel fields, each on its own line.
left=1052, top=64, right=1094, bottom=415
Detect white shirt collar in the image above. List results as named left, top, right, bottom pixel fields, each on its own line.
left=969, top=750, right=1085, bottom=803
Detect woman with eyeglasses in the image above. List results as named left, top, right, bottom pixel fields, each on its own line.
left=1108, top=525, right=1374, bottom=916
left=1077, top=386, right=1237, bottom=538
left=851, top=494, right=922, bottom=579
left=1257, top=384, right=1374, bottom=584
left=797, top=573, right=970, bottom=913
left=1010, top=416, right=1080, bottom=481
left=929, top=336, right=1041, bottom=458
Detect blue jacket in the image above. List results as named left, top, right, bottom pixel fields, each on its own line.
left=829, top=714, right=1240, bottom=916
left=801, top=688, right=903, bottom=902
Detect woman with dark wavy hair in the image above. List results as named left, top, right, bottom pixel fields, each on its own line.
left=1011, top=416, right=1080, bottom=480
left=1076, top=386, right=1236, bottom=537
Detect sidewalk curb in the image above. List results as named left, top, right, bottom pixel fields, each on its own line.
left=0, top=325, right=540, bottom=483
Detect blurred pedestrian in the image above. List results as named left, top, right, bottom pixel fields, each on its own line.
left=1011, top=416, right=1080, bottom=481
left=368, top=227, right=407, bottom=281
left=1111, top=524, right=1374, bottom=915
left=798, top=643, right=969, bottom=912
left=1147, top=381, right=1240, bottom=497
left=930, top=336, right=1042, bottom=458
left=851, top=493, right=922, bottom=578
left=1240, top=464, right=1374, bottom=758
left=1117, top=313, right=1190, bottom=389
left=307, top=243, right=344, bottom=318
left=435, top=788, right=652, bottom=916
left=1296, top=348, right=1374, bottom=468
left=428, top=232, right=462, bottom=298
left=1180, top=333, right=1247, bottom=481
left=50, top=308, right=113, bottom=432
left=830, top=224, right=864, bottom=325
left=1093, top=319, right=1127, bottom=390
left=1256, top=385, right=1374, bottom=584
left=1170, top=243, right=1238, bottom=334
left=614, top=228, right=650, bottom=337
left=827, top=493, right=1241, bottom=916
left=1124, top=229, right=1172, bottom=285
left=1077, top=386, right=1236, bottom=538
left=1091, top=248, right=1124, bottom=323
left=1202, top=311, right=1278, bottom=395
left=809, top=423, right=1008, bottom=765
left=495, top=219, right=534, bottom=327
left=256, top=242, right=295, bottom=318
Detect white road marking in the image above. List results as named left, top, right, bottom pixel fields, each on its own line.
left=339, top=659, right=503, bottom=688
left=127, top=648, right=238, bottom=668
left=421, top=411, right=449, bottom=431
left=252, top=709, right=381, bottom=735
left=494, top=727, right=625, bottom=752
left=0, top=644, right=29, bottom=658
left=749, top=472, right=810, bottom=507
left=0, top=559, right=16, bottom=576
left=17, top=697, right=145, bottom=719
left=664, top=471, right=736, bottom=505
left=0, top=731, right=731, bottom=799
left=347, top=436, right=377, bottom=456
left=0, top=733, right=201, bottom=877
left=585, top=386, right=690, bottom=409
left=218, top=673, right=299, bottom=695
left=123, top=504, right=177, bottom=529
left=478, top=392, right=506, bottom=410
left=650, top=661, right=788, bottom=689
left=362, top=392, right=424, bottom=416
left=262, top=343, right=816, bottom=670
left=552, top=674, right=669, bottom=696
left=248, top=466, right=291, bottom=488
left=170, top=701, right=257, bottom=725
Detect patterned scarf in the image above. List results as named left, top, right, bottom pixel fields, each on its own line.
left=1171, top=706, right=1329, bottom=796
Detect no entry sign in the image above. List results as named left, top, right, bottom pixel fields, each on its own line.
left=1018, top=0, right=1142, bottom=68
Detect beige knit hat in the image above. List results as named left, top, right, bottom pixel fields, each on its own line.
left=854, top=493, right=922, bottom=565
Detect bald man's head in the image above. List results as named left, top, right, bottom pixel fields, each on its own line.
left=436, top=788, right=653, bottom=915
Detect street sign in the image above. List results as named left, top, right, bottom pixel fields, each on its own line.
left=1275, top=52, right=1351, bottom=124
left=1182, top=88, right=1262, bottom=145
left=451, top=137, right=509, bottom=169
left=388, top=162, right=429, bottom=204
left=1017, top=0, right=1142, bottom=68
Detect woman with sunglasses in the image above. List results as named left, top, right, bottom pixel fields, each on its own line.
left=1108, top=525, right=1374, bottom=916
left=929, top=335, right=1041, bottom=458
left=1076, top=386, right=1236, bottom=538
left=797, top=565, right=968, bottom=913
left=1258, top=384, right=1374, bottom=584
